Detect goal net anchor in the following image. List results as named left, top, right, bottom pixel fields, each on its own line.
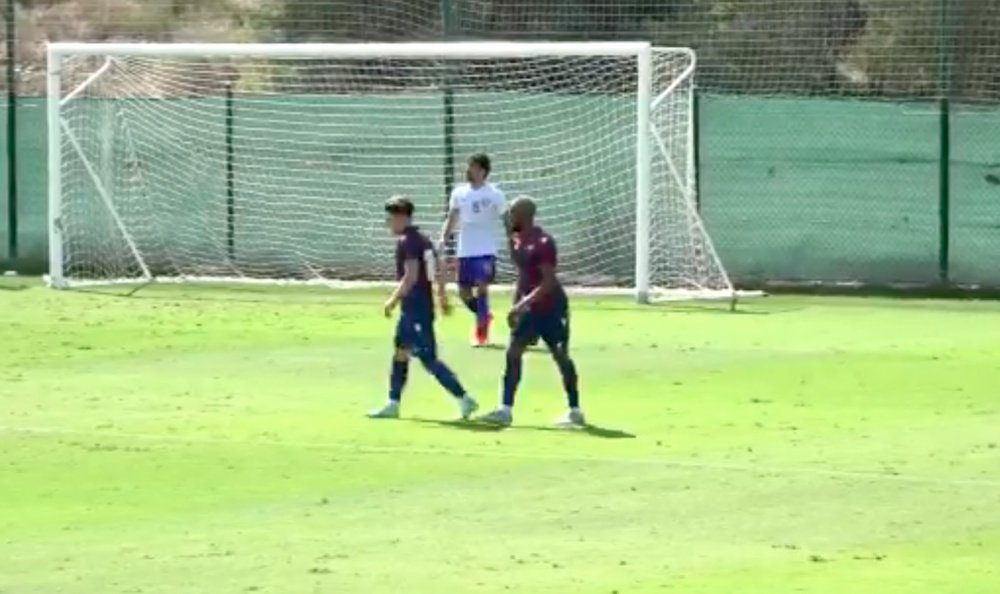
left=46, top=41, right=745, bottom=306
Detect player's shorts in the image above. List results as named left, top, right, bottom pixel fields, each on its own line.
left=511, top=298, right=570, bottom=352
left=457, top=255, right=497, bottom=288
left=394, top=311, right=438, bottom=360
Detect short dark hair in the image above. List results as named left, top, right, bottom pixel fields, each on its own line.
left=509, top=195, right=536, bottom=219
left=384, top=195, right=415, bottom=217
left=468, top=153, right=491, bottom=176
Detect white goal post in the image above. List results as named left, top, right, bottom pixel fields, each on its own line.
left=46, top=41, right=738, bottom=304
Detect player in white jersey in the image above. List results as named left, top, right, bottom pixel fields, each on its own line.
left=439, top=153, right=506, bottom=346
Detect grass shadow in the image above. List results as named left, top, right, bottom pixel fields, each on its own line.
left=406, top=417, right=636, bottom=439
left=569, top=298, right=798, bottom=317
left=473, top=343, right=552, bottom=352
left=405, top=418, right=506, bottom=433
left=580, top=424, right=637, bottom=439
left=472, top=343, right=506, bottom=351
left=61, top=283, right=799, bottom=317
left=71, top=282, right=380, bottom=307
left=665, top=302, right=803, bottom=316
left=517, top=423, right=637, bottom=439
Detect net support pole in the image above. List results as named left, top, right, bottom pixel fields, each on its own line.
left=225, top=82, right=235, bottom=263
left=692, top=88, right=701, bottom=212
left=937, top=93, right=950, bottom=285
left=936, top=0, right=953, bottom=285
left=442, top=90, right=456, bottom=210
left=440, top=0, right=457, bottom=213
left=46, top=50, right=64, bottom=287
left=4, top=0, right=17, bottom=272
left=634, top=44, right=652, bottom=304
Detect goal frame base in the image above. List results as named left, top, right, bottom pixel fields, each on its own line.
left=44, top=274, right=761, bottom=305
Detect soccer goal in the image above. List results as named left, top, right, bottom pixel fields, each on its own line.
left=46, top=41, right=737, bottom=303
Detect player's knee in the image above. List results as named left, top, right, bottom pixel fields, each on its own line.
left=549, top=341, right=571, bottom=363
left=458, top=286, right=473, bottom=301
left=475, top=282, right=489, bottom=296
left=393, top=348, right=410, bottom=363
left=506, top=343, right=526, bottom=360
left=416, top=353, right=439, bottom=371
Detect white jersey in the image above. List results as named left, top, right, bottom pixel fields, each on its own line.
left=449, top=182, right=506, bottom=258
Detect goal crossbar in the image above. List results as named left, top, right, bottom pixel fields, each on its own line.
left=48, top=41, right=676, bottom=60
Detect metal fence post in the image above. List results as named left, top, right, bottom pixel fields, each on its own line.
left=937, top=0, right=955, bottom=284
left=225, top=82, right=235, bottom=263
left=4, top=0, right=17, bottom=272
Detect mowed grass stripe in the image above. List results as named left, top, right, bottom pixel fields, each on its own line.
left=1, top=283, right=998, bottom=593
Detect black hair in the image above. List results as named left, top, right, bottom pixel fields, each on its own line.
left=509, top=195, right=536, bottom=220
left=384, top=195, right=415, bottom=217
left=468, top=153, right=491, bottom=176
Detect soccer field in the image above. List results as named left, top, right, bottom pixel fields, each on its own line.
left=1, top=279, right=998, bottom=593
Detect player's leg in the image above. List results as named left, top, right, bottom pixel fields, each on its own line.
left=478, top=313, right=536, bottom=426
left=472, top=256, right=496, bottom=345
left=411, top=319, right=479, bottom=419
left=457, top=260, right=485, bottom=346
left=456, top=259, right=479, bottom=315
left=368, top=319, right=412, bottom=419
left=539, top=305, right=585, bottom=427
left=512, top=287, right=539, bottom=348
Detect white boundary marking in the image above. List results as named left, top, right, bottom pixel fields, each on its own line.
left=4, top=425, right=998, bottom=489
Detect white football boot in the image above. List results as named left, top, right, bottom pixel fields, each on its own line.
left=477, top=407, right=513, bottom=427
left=554, top=408, right=586, bottom=428
left=458, top=395, right=480, bottom=420
left=367, top=401, right=400, bottom=419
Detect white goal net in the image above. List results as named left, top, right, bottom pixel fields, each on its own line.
left=47, top=42, right=734, bottom=302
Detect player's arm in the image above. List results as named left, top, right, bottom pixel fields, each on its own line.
left=503, top=207, right=516, bottom=256
left=438, top=192, right=460, bottom=249
left=513, top=263, right=557, bottom=313
left=513, top=239, right=557, bottom=313
left=430, top=249, right=451, bottom=315
left=439, top=209, right=458, bottom=249
left=385, top=259, right=420, bottom=314
left=495, top=190, right=508, bottom=224
left=384, top=235, right=425, bottom=315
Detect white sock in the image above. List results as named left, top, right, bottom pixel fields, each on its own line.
left=500, top=404, right=512, bottom=413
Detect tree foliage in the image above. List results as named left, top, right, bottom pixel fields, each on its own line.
left=6, top=0, right=1000, bottom=100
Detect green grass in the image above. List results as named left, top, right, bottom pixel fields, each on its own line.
left=1, top=279, right=999, bottom=593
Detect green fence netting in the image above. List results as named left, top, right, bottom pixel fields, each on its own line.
left=2, top=0, right=999, bottom=287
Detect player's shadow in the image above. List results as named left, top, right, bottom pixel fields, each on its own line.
left=470, top=344, right=551, bottom=353
left=407, top=417, right=636, bottom=439
left=71, top=283, right=372, bottom=304
left=573, top=300, right=797, bottom=316
left=407, top=418, right=506, bottom=433
left=521, top=423, right=637, bottom=439
left=472, top=343, right=506, bottom=351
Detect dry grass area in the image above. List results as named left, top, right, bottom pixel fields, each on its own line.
left=10, top=0, right=273, bottom=93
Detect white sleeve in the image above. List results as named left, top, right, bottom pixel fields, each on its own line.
left=494, top=189, right=507, bottom=216
left=448, top=188, right=460, bottom=212
left=424, top=249, right=437, bottom=280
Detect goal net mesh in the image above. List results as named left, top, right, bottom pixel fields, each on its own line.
left=54, top=47, right=732, bottom=297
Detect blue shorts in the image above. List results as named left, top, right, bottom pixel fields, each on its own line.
left=511, top=301, right=570, bottom=352
left=457, top=255, right=496, bottom=288
left=394, top=311, right=437, bottom=360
